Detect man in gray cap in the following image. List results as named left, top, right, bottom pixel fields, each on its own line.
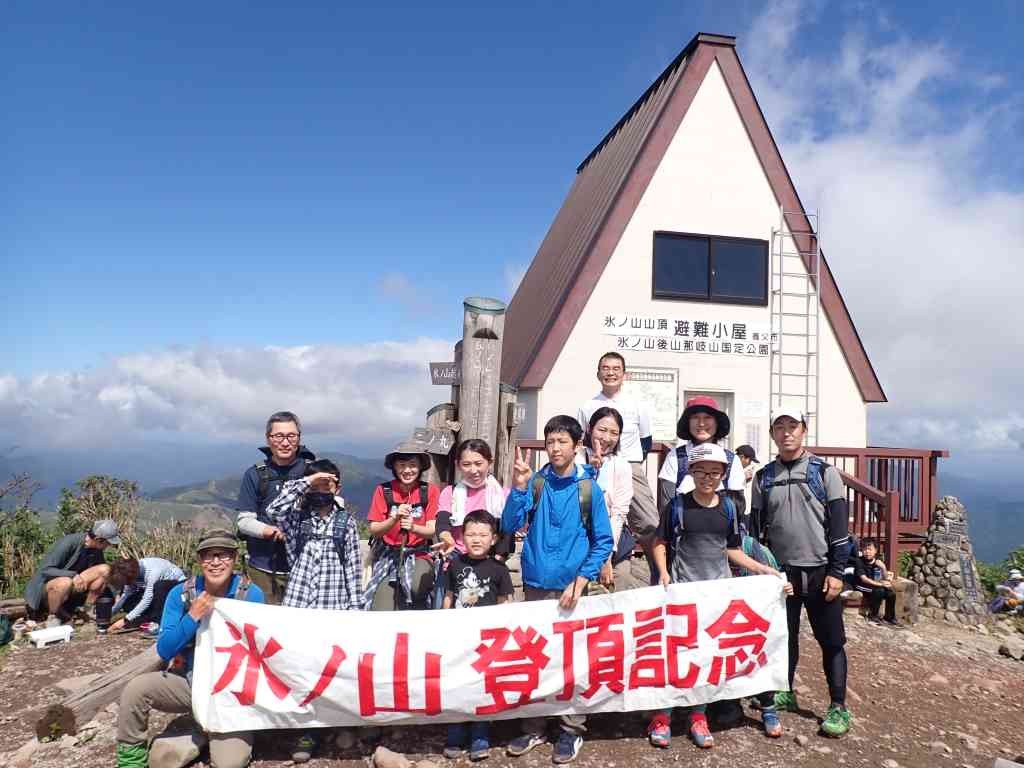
left=24, top=519, right=121, bottom=623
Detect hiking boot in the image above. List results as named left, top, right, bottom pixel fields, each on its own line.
left=761, top=707, right=783, bottom=738
left=552, top=732, right=583, bottom=764
left=506, top=733, right=546, bottom=757
left=647, top=713, right=671, bottom=748
left=116, top=742, right=148, bottom=768
left=291, top=732, right=317, bottom=763
left=444, top=724, right=467, bottom=759
left=820, top=705, right=851, bottom=737
left=689, top=713, right=713, bottom=749
left=773, top=690, right=799, bottom=712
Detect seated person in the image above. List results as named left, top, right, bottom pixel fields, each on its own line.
left=108, top=557, right=187, bottom=632
left=115, top=529, right=264, bottom=768
left=24, top=519, right=121, bottom=623
left=991, top=568, right=1024, bottom=613
left=854, top=538, right=897, bottom=625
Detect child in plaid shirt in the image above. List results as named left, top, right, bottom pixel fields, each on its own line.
left=264, top=458, right=362, bottom=761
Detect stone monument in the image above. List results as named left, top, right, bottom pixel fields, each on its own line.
left=907, top=496, right=989, bottom=625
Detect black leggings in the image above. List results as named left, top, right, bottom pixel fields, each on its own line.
left=864, top=587, right=896, bottom=620
left=785, top=565, right=847, bottom=707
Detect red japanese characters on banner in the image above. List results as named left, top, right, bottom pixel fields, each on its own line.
left=192, top=576, right=789, bottom=733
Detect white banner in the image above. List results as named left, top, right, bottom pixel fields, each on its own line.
left=192, top=576, right=788, bottom=733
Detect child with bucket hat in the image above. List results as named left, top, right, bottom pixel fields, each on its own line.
left=363, top=440, right=440, bottom=610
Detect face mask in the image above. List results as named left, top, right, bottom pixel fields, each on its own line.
left=307, top=492, right=335, bottom=509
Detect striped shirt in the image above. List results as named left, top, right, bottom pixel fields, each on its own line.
left=112, top=557, right=186, bottom=622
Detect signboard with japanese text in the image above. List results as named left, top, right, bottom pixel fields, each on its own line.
left=601, top=314, right=776, bottom=358
left=430, top=362, right=461, bottom=386
left=192, top=577, right=788, bottom=732
left=624, top=367, right=678, bottom=443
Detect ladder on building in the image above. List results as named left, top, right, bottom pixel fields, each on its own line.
left=769, top=206, right=821, bottom=447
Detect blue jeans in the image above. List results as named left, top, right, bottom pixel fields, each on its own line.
left=447, top=721, right=489, bottom=746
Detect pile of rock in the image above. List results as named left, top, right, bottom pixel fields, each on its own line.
left=906, top=496, right=990, bottom=626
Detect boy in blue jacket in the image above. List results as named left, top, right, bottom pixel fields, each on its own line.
left=502, top=415, right=613, bottom=765
left=115, top=529, right=265, bottom=768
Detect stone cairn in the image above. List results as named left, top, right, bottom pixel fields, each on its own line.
left=907, top=496, right=990, bottom=625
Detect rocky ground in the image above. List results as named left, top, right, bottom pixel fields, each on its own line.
left=1, top=610, right=1022, bottom=768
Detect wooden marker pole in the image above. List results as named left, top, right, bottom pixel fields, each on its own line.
left=495, top=384, right=519, bottom=487
left=458, top=297, right=506, bottom=448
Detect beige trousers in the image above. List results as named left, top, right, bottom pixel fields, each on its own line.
left=118, top=671, right=253, bottom=768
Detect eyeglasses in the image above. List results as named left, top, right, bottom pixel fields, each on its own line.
left=199, top=550, right=236, bottom=563
left=268, top=433, right=300, bottom=443
left=691, top=470, right=724, bottom=480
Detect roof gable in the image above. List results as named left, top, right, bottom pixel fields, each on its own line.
left=501, top=33, right=886, bottom=403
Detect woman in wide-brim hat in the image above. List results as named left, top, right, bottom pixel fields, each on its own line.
left=364, top=440, right=439, bottom=612
left=658, top=394, right=748, bottom=515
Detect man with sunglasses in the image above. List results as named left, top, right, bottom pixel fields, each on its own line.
left=236, top=411, right=316, bottom=604
left=116, top=528, right=265, bottom=768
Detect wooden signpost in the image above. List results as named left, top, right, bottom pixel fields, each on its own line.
left=415, top=297, right=519, bottom=486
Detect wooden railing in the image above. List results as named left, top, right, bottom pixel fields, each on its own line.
left=513, top=440, right=947, bottom=568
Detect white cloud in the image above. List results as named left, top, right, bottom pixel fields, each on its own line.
left=742, top=2, right=1024, bottom=459
left=0, top=340, right=454, bottom=452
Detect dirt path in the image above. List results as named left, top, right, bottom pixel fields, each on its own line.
left=2, top=613, right=1022, bottom=768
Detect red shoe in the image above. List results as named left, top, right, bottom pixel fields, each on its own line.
left=689, top=713, right=714, bottom=749
left=647, top=713, right=671, bottom=748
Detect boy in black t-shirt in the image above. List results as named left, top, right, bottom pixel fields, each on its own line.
left=650, top=443, right=792, bottom=749
left=854, top=538, right=897, bottom=625
left=442, top=510, right=513, bottom=760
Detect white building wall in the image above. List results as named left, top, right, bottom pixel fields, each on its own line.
left=524, top=60, right=868, bottom=460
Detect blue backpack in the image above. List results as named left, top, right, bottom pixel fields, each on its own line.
left=756, top=454, right=829, bottom=507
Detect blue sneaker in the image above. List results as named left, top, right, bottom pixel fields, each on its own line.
left=552, top=732, right=583, bottom=764
left=506, top=733, right=546, bottom=757
left=469, top=722, right=490, bottom=761
left=761, top=707, right=783, bottom=738
left=444, top=723, right=468, bottom=759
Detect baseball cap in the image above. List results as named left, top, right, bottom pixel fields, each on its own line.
left=686, top=442, right=730, bottom=467
left=91, top=519, right=122, bottom=546
left=736, top=444, right=759, bottom=462
left=1009, top=569, right=1023, bottom=581
left=770, top=408, right=807, bottom=426
left=196, top=528, right=240, bottom=553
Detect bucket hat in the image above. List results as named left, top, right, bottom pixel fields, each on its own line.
left=676, top=396, right=730, bottom=442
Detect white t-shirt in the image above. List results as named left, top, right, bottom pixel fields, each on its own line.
left=658, top=440, right=746, bottom=494
left=578, top=390, right=652, bottom=463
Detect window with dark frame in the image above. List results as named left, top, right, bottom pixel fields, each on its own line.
left=652, top=232, right=768, bottom=305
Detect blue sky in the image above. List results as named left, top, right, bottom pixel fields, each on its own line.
left=3, top=1, right=1023, bottom=473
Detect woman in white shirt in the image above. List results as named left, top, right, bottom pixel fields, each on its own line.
left=579, top=406, right=635, bottom=591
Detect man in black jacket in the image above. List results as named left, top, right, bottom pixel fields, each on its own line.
left=234, top=411, right=315, bottom=604
left=24, top=519, right=121, bottom=622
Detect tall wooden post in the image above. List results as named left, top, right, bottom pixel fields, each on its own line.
left=458, top=297, right=506, bottom=448
left=494, top=384, right=519, bottom=486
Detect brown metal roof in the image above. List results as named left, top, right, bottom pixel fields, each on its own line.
left=501, top=33, right=886, bottom=403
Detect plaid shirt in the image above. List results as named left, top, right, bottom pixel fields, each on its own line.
left=265, top=478, right=362, bottom=610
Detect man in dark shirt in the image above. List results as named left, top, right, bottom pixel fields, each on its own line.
left=235, top=410, right=315, bottom=604
left=24, top=519, right=121, bottom=622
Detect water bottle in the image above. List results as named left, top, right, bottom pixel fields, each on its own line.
left=95, top=596, right=113, bottom=634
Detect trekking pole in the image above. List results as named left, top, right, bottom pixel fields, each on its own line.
left=394, top=529, right=409, bottom=611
